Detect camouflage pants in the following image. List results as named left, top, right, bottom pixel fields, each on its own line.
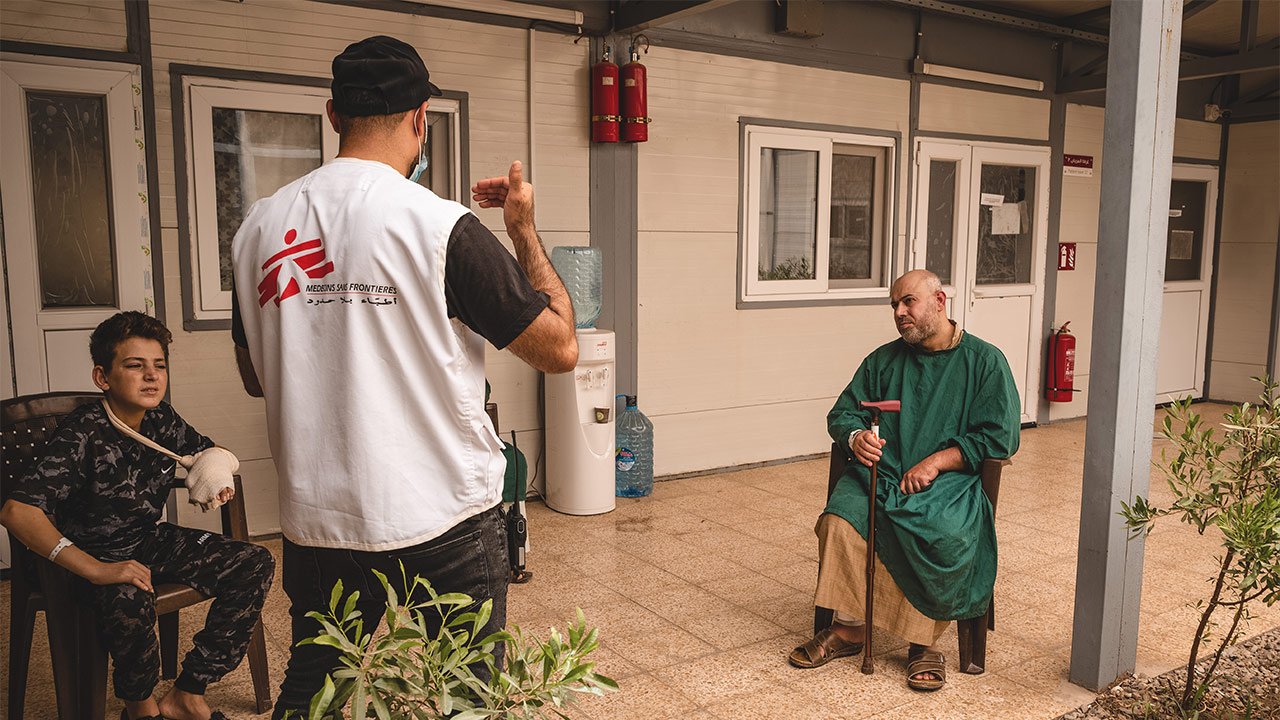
left=84, top=522, right=274, bottom=701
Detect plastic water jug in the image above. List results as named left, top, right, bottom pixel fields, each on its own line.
left=615, top=394, right=654, bottom=498
left=550, top=246, right=602, bottom=329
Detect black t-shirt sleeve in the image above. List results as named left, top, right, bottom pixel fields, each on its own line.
left=231, top=276, right=248, bottom=349
left=444, top=214, right=549, bottom=350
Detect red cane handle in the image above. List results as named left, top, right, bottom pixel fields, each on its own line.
left=860, top=400, right=901, bottom=413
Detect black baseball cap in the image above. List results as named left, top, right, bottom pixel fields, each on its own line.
left=331, top=35, right=443, bottom=117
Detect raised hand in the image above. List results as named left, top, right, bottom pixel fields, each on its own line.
left=471, top=160, right=535, bottom=235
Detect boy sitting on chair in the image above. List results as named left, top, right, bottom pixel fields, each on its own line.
left=0, top=311, right=274, bottom=720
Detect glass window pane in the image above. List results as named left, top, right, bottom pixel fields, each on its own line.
left=926, top=160, right=958, bottom=286
left=421, top=110, right=455, bottom=200
left=758, top=147, right=818, bottom=281
left=28, top=91, right=117, bottom=308
left=829, top=152, right=874, bottom=281
left=975, top=164, right=1035, bottom=285
left=1166, top=180, right=1206, bottom=281
left=213, top=108, right=322, bottom=292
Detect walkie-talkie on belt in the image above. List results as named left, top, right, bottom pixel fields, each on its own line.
left=507, top=431, right=532, bottom=583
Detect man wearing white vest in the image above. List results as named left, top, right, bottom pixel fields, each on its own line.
left=229, top=35, right=577, bottom=717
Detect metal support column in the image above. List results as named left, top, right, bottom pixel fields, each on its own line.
left=1068, top=0, right=1184, bottom=691
left=589, top=36, right=640, bottom=395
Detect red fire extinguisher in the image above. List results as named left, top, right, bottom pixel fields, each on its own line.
left=620, top=38, right=650, bottom=142
left=591, top=45, right=619, bottom=143
left=1045, top=322, right=1077, bottom=402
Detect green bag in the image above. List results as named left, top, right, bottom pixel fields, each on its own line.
left=502, top=441, right=527, bottom=503
left=489, top=381, right=528, bottom=503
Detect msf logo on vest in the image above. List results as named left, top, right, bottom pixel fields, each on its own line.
left=257, top=229, right=335, bottom=307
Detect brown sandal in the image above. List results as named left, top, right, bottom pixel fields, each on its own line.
left=788, top=626, right=864, bottom=669
left=906, top=644, right=946, bottom=691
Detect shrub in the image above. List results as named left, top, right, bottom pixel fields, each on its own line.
left=297, top=566, right=617, bottom=719
left=1121, top=377, right=1280, bottom=714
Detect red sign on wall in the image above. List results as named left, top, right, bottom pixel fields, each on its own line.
left=1058, top=243, right=1077, bottom=271
left=1063, top=154, right=1094, bottom=177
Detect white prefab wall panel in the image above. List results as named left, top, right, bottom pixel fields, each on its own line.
left=1051, top=104, right=1105, bottom=421
left=1173, top=118, right=1222, bottom=161
left=1212, top=120, right=1279, bottom=402
left=529, top=32, right=590, bottom=234
left=148, top=0, right=587, bottom=534
left=638, top=48, right=909, bottom=236
left=918, top=84, right=1051, bottom=141
left=636, top=47, right=908, bottom=476
left=1051, top=106, right=1229, bottom=421
left=0, top=0, right=128, bottom=52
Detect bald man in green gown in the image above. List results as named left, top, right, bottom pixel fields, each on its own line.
left=788, top=269, right=1021, bottom=691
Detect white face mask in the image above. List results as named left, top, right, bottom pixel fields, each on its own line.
left=408, top=107, right=429, bottom=183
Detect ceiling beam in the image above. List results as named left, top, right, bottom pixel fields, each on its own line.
left=881, top=0, right=1113, bottom=44
left=1055, top=1, right=1216, bottom=33
left=1231, top=80, right=1279, bottom=106
left=1239, top=0, right=1259, bottom=53
left=1058, top=46, right=1280, bottom=95
left=1181, top=0, right=1219, bottom=23
left=1063, top=52, right=1109, bottom=81
left=1222, top=98, right=1279, bottom=122
left=879, top=0, right=1216, bottom=58
left=611, top=0, right=733, bottom=34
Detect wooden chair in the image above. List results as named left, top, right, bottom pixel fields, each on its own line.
left=813, top=442, right=1009, bottom=675
left=2, top=391, right=272, bottom=719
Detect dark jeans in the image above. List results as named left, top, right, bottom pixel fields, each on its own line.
left=272, top=505, right=509, bottom=718
left=82, top=522, right=274, bottom=700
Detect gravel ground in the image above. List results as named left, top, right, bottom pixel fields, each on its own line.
left=1056, top=626, right=1280, bottom=720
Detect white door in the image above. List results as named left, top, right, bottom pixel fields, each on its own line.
left=0, top=57, right=151, bottom=568
left=1155, top=164, right=1217, bottom=401
left=913, top=140, right=1051, bottom=423
left=1, top=58, right=151, bottom=398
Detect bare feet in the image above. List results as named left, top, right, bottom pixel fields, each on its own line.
left=157, top=688, right=214, bottom=720
left=123, top=697, right=162, bottom=720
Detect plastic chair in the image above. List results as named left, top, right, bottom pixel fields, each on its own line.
left=2, top=391, right=272, bottom=719
left=813, top=442, right=1008, bottom=675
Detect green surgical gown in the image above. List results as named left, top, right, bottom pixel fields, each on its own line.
left=825, top=332, right=1021, bottom=620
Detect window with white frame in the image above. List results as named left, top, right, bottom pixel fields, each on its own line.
left=741, top=125, right=894, bottom=302
left=183, top=77, right=462, bottom=322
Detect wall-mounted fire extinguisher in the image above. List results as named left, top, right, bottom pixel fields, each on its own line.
left=1045, top=322, right=1077, bottom=402
left=620, top=36, right=651, bottom=142
left=591, top=44, right=619, bottom=143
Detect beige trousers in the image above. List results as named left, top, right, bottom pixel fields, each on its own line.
left=813, top=512, right=950, bottom=647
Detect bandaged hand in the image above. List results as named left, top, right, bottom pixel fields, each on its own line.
left=182, top=446, right=239, bottom=511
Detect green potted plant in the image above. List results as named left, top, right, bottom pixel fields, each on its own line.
left=1122, top=377, right=1279, bottom=714
left=296, top=565, right=617, bottom=719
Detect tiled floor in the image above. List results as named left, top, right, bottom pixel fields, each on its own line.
left=4, top=402, right=1277, bottom=719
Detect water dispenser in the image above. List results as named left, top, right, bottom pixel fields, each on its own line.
left=545, top=247, right=616, bottom=515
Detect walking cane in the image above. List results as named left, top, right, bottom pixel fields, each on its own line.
left=859, top=400, right=900, bottom=674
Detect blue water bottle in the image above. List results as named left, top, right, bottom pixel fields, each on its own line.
left=615, top=394, right=654, bottom=498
